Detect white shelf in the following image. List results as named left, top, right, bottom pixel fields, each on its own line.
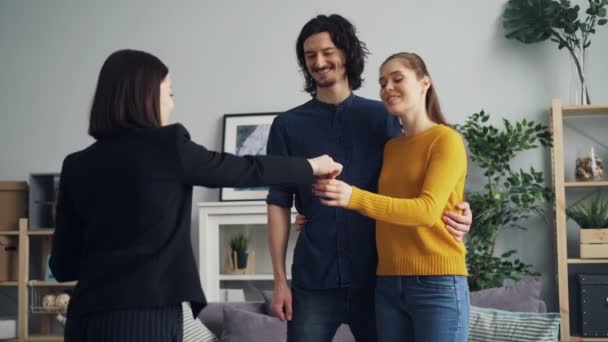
left=198, top=201, right=298, bottom=302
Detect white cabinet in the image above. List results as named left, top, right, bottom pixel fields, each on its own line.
left=197, top=201, right=297, bottom=302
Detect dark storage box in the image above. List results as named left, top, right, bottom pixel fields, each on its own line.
left=579, top=274, right=608, bottom=337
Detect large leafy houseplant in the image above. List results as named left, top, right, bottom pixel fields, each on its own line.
left=455, top=111, right=554, bottom=291
left=503, top=0, right=608, bottom=104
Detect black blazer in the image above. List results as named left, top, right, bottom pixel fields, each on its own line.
left=50, top=123, right=312, bottom=317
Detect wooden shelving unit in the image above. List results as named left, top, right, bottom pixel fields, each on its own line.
left=0, top=173, right=74, bottom=342
left=550, top=99, right=608, bottom=341
left=12, top=218, right=73, bottom=342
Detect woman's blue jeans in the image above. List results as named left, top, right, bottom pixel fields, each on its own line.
left=375, top=275, right=469, bottom=342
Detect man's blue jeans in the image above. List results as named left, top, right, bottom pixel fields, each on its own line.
left=375, top=275, right=469, bottom=342
left=287, top=285, right=376, bottom=342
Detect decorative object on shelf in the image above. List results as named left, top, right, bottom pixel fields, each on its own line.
left=41, top=294, right=56, bottom=308
left=227, top=232, right=253, bottom=273
left=224, top=250, right=256, bottom=275
left=575, top=146, right=604, bottom=181
left=55, top=293, right=70, bottom=311
left=566, top=193, right=608, bottom=258
left=503, top=0, right=608, bottom=105
left=36, top=291, right=71, bottom=314
left=220, top=113, right=278, bottom=201
left=454, top=110, right=554, bottom=291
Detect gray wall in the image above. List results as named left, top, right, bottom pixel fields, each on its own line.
left=2, top=0, right=608, bottom=313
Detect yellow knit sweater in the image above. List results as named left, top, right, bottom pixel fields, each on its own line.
left=348, top=124, right=468, bottom=276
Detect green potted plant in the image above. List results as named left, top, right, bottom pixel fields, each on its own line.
left=455, top=110, right=554, bottom=291
left=567, top=194, right=608, bottom=258
left=503, top=0, right=608, bottom=104
left=229, top=232, right=249, bottom=269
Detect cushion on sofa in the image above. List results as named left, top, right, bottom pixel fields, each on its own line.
left=470, top=277, right=546, bottom=313
left=468, top=306, right=560, bottom=342
left=198, top=302, right=265, bottom=337
left=220, top=306, right=355, bottom=342
left=182, top=302, right=218, bottom=342
left=261, top=290, right=275, bottom=316
left=221, top=306, right=286, bottom=342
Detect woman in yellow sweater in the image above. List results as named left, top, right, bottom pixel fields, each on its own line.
left=313, top=52, right=469, bottom=342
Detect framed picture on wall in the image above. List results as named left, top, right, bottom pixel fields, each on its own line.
left=220, top=112, right=279, bottom=201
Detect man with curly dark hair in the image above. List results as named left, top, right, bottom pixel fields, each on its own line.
left=266, top=14, right=472, bottom=342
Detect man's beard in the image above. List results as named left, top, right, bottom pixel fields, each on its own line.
left=316, top=78, right=337, bottom=88
left=313, top=66, right=345, bottom=89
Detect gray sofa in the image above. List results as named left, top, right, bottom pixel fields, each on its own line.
left=198, top=302, right=355, bottom=342
left=197, top=278, right=548, bottom=342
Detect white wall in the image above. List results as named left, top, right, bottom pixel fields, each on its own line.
left=1, top=0, right=607, bottom=312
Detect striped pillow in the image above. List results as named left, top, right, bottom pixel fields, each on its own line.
left=182, top=302, right=218, bottom=342
left=469, top=306, right=560, bottom=342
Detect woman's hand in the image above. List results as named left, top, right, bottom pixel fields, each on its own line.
left=313, top=178, right=353, bottom=208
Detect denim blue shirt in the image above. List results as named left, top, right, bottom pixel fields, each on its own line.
left=266, top=94, right=402, bottom=289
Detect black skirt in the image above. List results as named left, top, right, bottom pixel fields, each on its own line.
left=64, top=305, right=182, bottom=342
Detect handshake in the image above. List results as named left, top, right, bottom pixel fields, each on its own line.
left=307, top=155, right=342, bottom=178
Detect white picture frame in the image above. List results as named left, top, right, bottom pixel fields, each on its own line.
left=220, top=112, right=278, bottom=201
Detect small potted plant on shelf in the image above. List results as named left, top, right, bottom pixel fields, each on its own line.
left=567, top=194, right=608, bottom=258
left=229, top=232, right=249, bottom=270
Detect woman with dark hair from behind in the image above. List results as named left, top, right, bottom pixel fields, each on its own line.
left=49, top=49, right=342, bottom=342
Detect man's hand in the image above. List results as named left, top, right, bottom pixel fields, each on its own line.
left=270, top=281, right=293, bottom=321
left=294, top=214, right=306, bottom=232
left=443, top=202, right=472, bottom=241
